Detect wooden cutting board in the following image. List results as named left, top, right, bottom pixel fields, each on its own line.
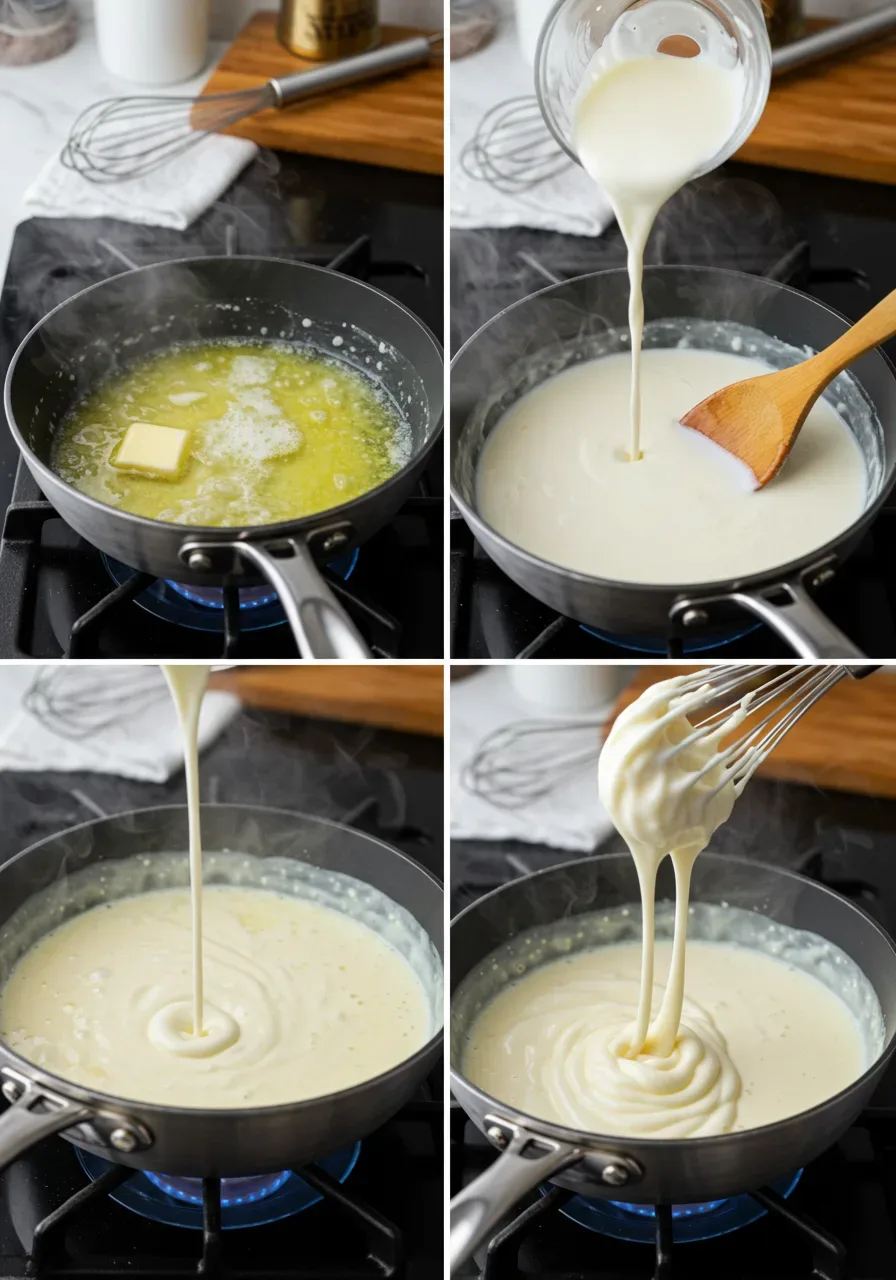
left=200, top=12, right=443, bottom=174
left=210, top=664, right=443, bottom=737
left=735, top=22, right=896, bottom=184
left=610, top=666, right=896, bottom=798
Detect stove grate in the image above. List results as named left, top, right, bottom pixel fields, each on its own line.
left=29, top=1159, right=403, bottom=1278
left=451, top=1100, right=847, bottom=1280
left=19, top=1071, right=443, bottom=1278
left=0, top=464, right=453, bottom=658
left=0, top=217, right=441, bottom=660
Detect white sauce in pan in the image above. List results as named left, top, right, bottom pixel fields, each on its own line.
left=0, top=665, right=433, bottom=1108
left=477, top=348, right=866, bottom=585
left=0, top=885, right=431, bottom=1108
left=462, top=673, right=878, bottom=1137
left=462, top=938, right=868, bottom=1137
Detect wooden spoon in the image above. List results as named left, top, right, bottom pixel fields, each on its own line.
left=680, top=286, right=896, bottom=488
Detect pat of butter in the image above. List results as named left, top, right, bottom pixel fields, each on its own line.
left=112, top=423, right=191, bottom=480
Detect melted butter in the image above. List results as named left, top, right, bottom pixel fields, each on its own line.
left=52, top=342, right=408, bottom=528
left=0, top=885, right=431, bottom=1108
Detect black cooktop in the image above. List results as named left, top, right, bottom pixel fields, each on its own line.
left=0, top=1078, right=441, bottom=1280
left=0, top=152, right=444, bottom=659
left=451, top=779, right=896, bottom=1279
left=0, top=693, right=444, bottom=1279
left=450, top=163, right=896, bottom=659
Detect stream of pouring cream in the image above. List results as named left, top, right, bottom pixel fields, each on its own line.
left=598, top=675, right=750, bottom=1060
left=162, top=664, right=211, bottom=1040
left=573, top=52, right=745, bottom=461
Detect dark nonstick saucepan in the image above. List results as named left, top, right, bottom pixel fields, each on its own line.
left=4, top=257, right=444, bottom=659
left=451, top=265, right=896, bottom=659
left=450, top=852, right=896, bottom=1272
left=0, top=804, right=443, bottom=1177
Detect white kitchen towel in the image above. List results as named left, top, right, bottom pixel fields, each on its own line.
left=0, top=666, right=239, bottom=783
left=451, top=668, right=614, bottom=852
left=451, top=9, right=614, bottom=236
left=23, top=133, right=258, bottom=231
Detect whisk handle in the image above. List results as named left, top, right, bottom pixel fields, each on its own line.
left=271, top=35, right=436, bottom=105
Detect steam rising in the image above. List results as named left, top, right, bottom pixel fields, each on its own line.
left=451, top=174, right=791, bottom=351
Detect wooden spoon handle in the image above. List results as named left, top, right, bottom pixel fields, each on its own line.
left=814, top=285, right=896, bottom=381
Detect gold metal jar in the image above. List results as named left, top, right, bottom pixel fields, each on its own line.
left=277, top=0, right=380, bottom=60
left=762, top=0, right=804, bottom=48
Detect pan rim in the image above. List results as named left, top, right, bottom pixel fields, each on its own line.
left=449, top=262, right=896, bottom=600
left=3, top=254, right=444, bottom=544
left=0, top=801, right=444, bottom=1120
left=449, top=848, right=896, bottom=1152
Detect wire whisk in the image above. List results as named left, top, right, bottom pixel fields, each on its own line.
left=24, top=667, right=170, bottom=740
left=60, top=34, right=442, bottom=184
left=666, top=663, right=879, bottom=805
left=459, top=95, right=572, bottom=195
left=61, top=87, right=278, bottom=184
left=23, top=664, right=236, bottom=740
left=461, top=716, right=605, bottom=809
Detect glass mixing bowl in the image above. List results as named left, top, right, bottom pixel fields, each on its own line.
left=535, top=0, right=772, bottom=174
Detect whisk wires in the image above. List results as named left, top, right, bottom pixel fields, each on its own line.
left=667, top=664, right=849, bottom=802
left=459, top=95, right=572, bottom=195
left=461, top=716, right=604, bottom=810
left=61, top=84, right=277, bottom=184
left=24, top=667, right=170, bottom=741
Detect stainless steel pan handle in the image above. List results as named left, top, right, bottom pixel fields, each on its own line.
left=180, top=537, right=371, bottom=659
left=0, top=1070, right=154, bottom=1174
left=449, top=1114, right=642, bottom=1274
left=450, top=1122, right=583, bottom=1274
left=670, top=573, right=867, bottom=660
left=0, top=1082, right=93, bottom=1171
left=728, top=581, right=867, bottom=659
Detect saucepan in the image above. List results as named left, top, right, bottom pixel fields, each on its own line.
left=4, top=257, right=444, bottom=659
left=449, top=851, right=896, bottom=1271
left=0, top=803, right=443, bottom=1177
left=451, top=265, right=896, bottom=659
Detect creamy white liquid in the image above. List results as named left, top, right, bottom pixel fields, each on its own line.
left=462, top=938, right=867, bottom=1137
left=0, top=885, right=431, bottom=1108
left=575, top=51, right=744, bottom=459
left=597, top=675, right=748, bottom=1063
left=0, top=663, right=434, bottom=1107
left=463, top=672, right=872, bottom=1137
left=478, top=348, right=866, bottom=584
left=162, top=664, right=209, bottom=1040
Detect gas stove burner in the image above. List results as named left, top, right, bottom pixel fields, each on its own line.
left=166, top=582, right=281, bottom=609
left=554, top=1169, right=803, bottom=1244
left=580, top=618, right=761, bottom=654
left=76, top=1142, right=361, bottom=1230
left=164, top=549, right=359, bottom=611
left=101, top=548, right=359, bottom=633
left=145, top=1169, right=291, bottom=1205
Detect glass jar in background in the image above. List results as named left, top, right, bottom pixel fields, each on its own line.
left=514, top=0, right=559, bottom=64
left=94, top=0, right=210, bottom=86
left=536, top=0, right=772, bottom=176
left=0, top=0, right=76, bottom=65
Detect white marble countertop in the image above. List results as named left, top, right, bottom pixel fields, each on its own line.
left=0, top=17, right=226, bottom=283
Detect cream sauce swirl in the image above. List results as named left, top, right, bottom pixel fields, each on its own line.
left=0, top=884, right=431, bottom=1108
left=462, top=938, right=868, bottom=1138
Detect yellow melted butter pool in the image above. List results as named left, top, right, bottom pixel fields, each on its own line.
left=51, top=340, right=410, bottom=527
